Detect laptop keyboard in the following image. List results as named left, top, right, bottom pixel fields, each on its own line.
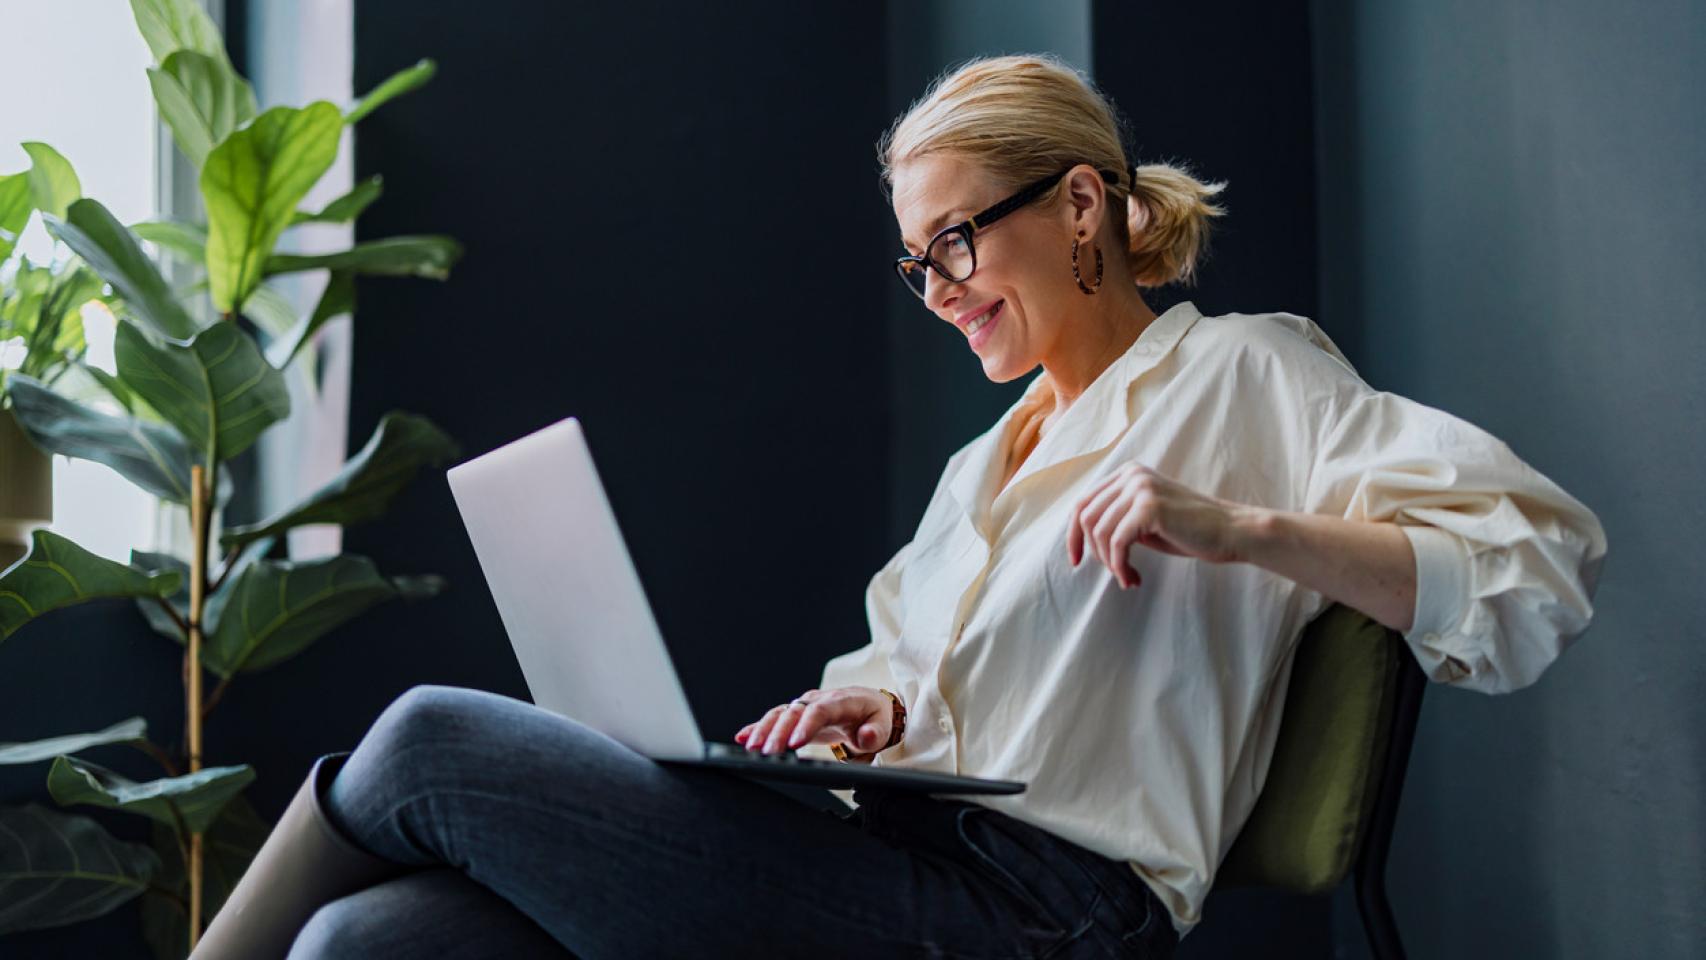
left=704, top=742, right=829, bottom=765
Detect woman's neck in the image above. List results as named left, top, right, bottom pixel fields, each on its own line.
left=1038, top=284, right=1158, bottom=415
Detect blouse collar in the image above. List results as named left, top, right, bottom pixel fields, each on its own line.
left=947, top=300, right=1204, bottom=539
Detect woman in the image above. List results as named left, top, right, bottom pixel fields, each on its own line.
left=196, top=54, right=1606, bottom=959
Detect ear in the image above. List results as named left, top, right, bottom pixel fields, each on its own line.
left=1061, top=164, right=1108, bottom=239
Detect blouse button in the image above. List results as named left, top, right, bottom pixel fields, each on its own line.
left=938, top=716, right=953, bottom=733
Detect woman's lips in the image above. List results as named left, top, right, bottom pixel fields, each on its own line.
left=967, top=300, right=1004, bottom=349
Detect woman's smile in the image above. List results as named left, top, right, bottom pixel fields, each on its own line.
left=965, top=299, right=1005, bottom=348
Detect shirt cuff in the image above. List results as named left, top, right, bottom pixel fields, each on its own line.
left=1400, top=523, right=1473, bottom=682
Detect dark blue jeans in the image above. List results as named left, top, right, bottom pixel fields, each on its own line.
left=295, top=685, right=1177, bottom=959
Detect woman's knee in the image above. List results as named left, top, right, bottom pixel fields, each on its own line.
left=288, top=893, right=384, bottom=960
left=288, top=870, right=568, bottom=959
left=361, top=684, right=493, bottom=757
left=348, top=682, right=635, bottom=805
left=335, top=685, right=515, bottom=810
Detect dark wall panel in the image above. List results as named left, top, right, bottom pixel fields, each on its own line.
left=1091, top=2, right=1332, bottom=956
left=1093, top=1, right=1322, bottom=330
left=880, top=1, right=1094, bottom=543
left=330, top=2, right=894, bottom=807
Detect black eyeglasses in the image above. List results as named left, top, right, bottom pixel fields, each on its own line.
left=894, top=164, right=1121, bottom=301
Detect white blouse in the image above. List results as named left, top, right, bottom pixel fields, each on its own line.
left=796, top=300, right=1607, bottom=939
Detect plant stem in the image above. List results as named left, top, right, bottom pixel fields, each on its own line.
left=164, top=798, right=193, bottom=876
left=208, top=544, right=240, bottom=595
left=153, top=596, right=189, bottom=637
left=185, top=463, right=210, bottom=949
left=144, top=880, right=190, bottom=914
left=129, top=738, right=182, bottom=778
left=201, top=675, right=232, bottom=720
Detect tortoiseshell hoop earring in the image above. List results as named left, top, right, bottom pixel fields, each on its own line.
left=1072, top=235, right=1104, bottom=295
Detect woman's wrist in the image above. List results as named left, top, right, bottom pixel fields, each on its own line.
left=1226, top=503, right=1279, bottom=565
left=830, top=688, right=905, bottom=763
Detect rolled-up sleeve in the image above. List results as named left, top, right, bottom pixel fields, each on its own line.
left=1304, top=389, right=1609, bottom=694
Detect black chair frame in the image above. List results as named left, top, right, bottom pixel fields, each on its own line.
left=1351, top=651, right=1427, bottom=960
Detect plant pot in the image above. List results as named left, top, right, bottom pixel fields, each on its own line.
left=0, top=405, right=52, bottom=570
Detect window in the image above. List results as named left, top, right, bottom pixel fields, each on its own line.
left=0, top=2, right=160, bottom=563
left=2, top=0, right=354, bottom=567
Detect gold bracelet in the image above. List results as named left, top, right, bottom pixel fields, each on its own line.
left=831, top=689, right=905, bottom=763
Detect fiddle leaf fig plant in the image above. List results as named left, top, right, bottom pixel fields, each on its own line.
left=0, top=1, right=462, bottom=956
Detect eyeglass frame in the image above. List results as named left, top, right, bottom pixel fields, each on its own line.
left=893, top=164, right=1123, bottom=301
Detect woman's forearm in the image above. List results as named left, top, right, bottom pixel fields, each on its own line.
left=1229, top=506, right=1417, bottom=634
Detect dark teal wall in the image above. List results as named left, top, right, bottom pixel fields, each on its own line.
left=1313, top=0, right=1704, bottom=956
left=881, top=1, right=1095, bottom=545
left=342, top=2, right=895, bottom=818
left=1089, top=3, right=1331, bottom=954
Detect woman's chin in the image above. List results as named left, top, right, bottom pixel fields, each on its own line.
left=978, top=352, right=1030, bottom=383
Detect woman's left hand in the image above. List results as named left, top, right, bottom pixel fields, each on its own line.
left=1067, top=462, right=1252, bottom=588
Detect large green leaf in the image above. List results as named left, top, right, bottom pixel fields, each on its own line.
left=115, top=319, right=291, bottom=462
left=3, top=374, right=226, bottom=505
left=129, top=536, right=275, bottom=653
left=240, top=283, right=298, bottom=338
left=45, top=198, right=199, bottom=340
left=47, top=756, right=254, bottom=835
left=0, top=804, right=162, bottom=934
left=148, top=49, right=259, bottom=169
left=128, top=0, right=230, bottom=69
left=264, top=235, right=462, bottom=280
left=346, top=59, right=436, bottom=124
left=200, top=536, right=276, bottom=640
left=82, top=361, right=139, bottom=414
left=222, top=412, right=459, bottom=549
left=130, top=549, right=190, bottom=644
left=0, top=171, right=30, bottom=262
left=21, top=142, right=81, bottom=220
left=0, top=529, right=182, bottom=642
left=204, top=554, right=444, bottom=677
left=290, top=175, right=383, bottom=225
left=3, top=373, right=226, bottom=504
left=131, top=218, right=208, bottom=263
left=140, top=792, right=267, bottom=960
left=0, top=717, right=148, bottom=765
left=200, top=102, right=344, bottom=313
left=269, top=269, right=353, bottom=369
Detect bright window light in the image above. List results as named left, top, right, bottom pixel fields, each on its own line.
left=1, top=2, right=160, bottom=563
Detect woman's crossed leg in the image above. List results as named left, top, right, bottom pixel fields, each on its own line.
left=291, top=684, right=1093, bottom=959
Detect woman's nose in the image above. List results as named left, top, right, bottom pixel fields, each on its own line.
left=924, top=269, right=962, bottom=313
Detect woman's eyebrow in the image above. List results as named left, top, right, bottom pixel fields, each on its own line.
left=900, top=206, right=971, bottom=250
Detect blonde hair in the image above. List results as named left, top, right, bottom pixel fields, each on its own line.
left=878, top=53, right=1227, bottom=288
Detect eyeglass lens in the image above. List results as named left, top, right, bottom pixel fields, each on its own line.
left=900, top=230, right=975, bottom=298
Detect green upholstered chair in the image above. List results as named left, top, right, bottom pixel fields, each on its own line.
left=1215, top=603, right=1428, bottom=960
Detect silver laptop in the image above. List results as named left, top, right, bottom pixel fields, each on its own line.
left=444, top=416, right=1023, bottom=796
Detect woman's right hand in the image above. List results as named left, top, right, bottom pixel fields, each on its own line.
left=735, top=686, right=892, bottom=757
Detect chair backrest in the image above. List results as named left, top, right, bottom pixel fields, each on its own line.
left=1215, top=603, right=1411, bottom=894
